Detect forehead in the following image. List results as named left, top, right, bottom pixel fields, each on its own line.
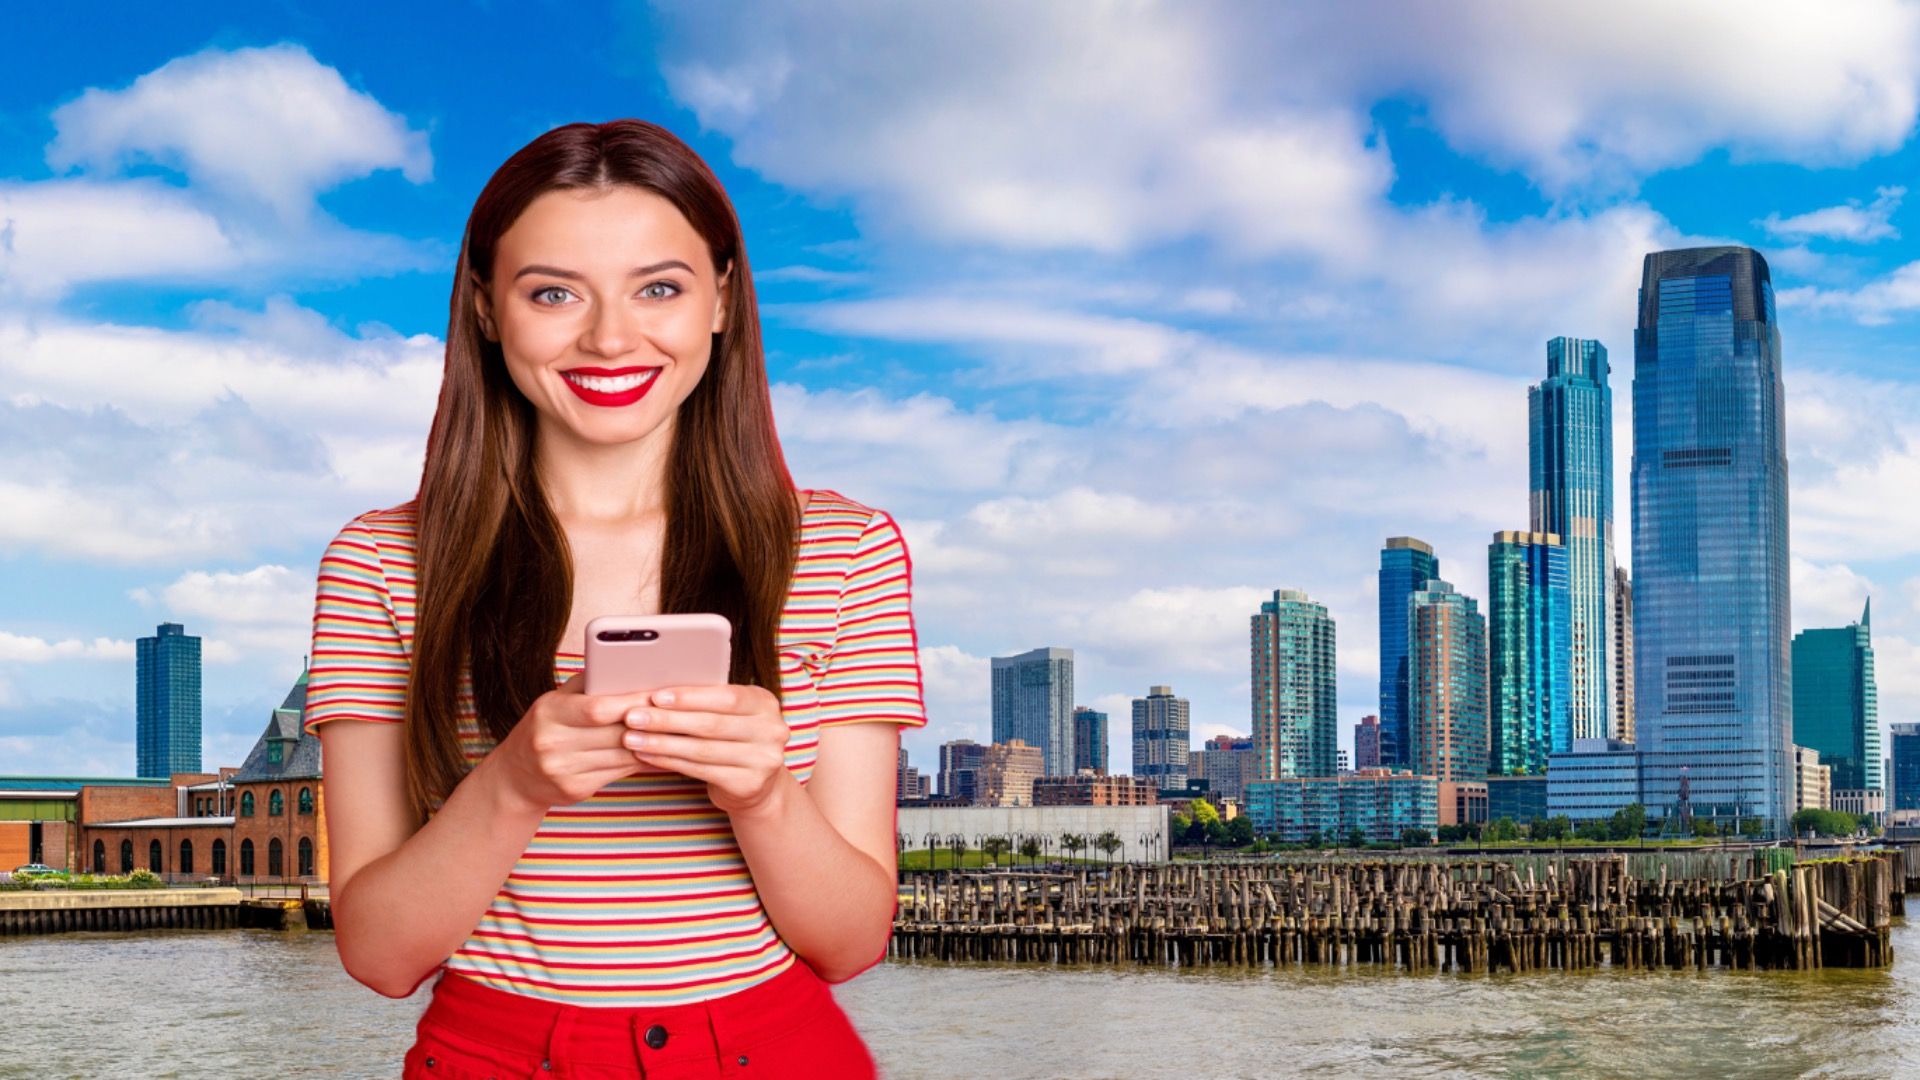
left=496, top=186, right=714, bottom=276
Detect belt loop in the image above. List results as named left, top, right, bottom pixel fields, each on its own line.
left=543, top=1005, right=574, bottom=1072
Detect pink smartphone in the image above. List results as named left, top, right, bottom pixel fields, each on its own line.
left=582, top=613, right=733, bottom=697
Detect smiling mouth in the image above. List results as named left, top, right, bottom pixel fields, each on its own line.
left=559, top=365, right=663, bottom=406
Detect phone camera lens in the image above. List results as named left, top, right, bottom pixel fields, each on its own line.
left=639, top=630, right=659, bottom=641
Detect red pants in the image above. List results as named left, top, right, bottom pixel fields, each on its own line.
left=403, top=961, right=877, bottom=1079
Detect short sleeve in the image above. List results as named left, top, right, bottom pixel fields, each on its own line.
left=302, top=517, right=410, bottom=735
left=813, top=510, right=929, bottom=729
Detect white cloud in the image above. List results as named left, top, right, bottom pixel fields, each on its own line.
left=131, top=563, right=315, bottom=665
left=1761, top=187, right=1905, bottom=244
left=1791, top=559, right=1876, bottom=633
left=1780, top=261, right=1920, bottom=325
left=46, top=43, right=432, bottom=220
left=0, top=632, right=135, bottom=663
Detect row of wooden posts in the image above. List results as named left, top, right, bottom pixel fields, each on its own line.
left=890, top=853, right=1898, bottom=972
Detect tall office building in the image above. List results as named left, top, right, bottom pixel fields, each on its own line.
left=1530, top=336, right=1615, bottom=742
left=1354, top=715, right=1382, bottom=770
left=938, top=739, right=989, bottom=802
left=1890, top=723, right=1920, bottom=813
left=1632, top=246, right=1793, bottom=832
left=1131, top=685, right=1191, bottom=786
left=1487, top=531, right=1571, bottom=775
left=1072, top=707, right=1109, bottom=775
left=1792, top=600, right=1881, bottom=793
left=1378, top=537, right=1440, bottom=768
left=1408, top=580, right=1489, bottom=783
left=1613, top=567, right=1636, bottom=742
left=1251, top=588, right=1338, bottom=779
left=991, top=647, right=1075, bottom=776
left=136, top=621, right=202, bottom=778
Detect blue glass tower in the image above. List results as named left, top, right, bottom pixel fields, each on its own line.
left=1530, top=336, right=1614, bottom=741
left=1378, top=537, right=1439, bottom=769
left=1632, top=246, right=1792, bottom=833
left=991, top=647, right=1074, bottom=776
left=136, top=621, right=202, bottom=778
left=1488, top=531, right=1572, bottom=774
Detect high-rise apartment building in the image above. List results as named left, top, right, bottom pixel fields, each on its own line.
left=137, top=622, right=202, bottom=778
left=1632, top=246, right=1793, bottom=833
left=976, top=739, right=1044, bottom=807
left=1251, top=588, right=1338, bottom=779
left=1354, top=715, right=1382, bottom=770
left=1487, top=531, right=1570, bottom=775
left=1072, top=706, right=1109, bottom=775
left=1529, top=336, right=1615, bottom=742
left=1409, top=580, right=1488, bottom=784
left=1792, top=601, right=1881, bottom=794
left=1378, top=537, right=1440, bottom=768
left=1613, top=567, right=1635, bottom=742
left=1131, top=685, right=1191, bottom=786
left=991, top=647, right=1075, bottom=777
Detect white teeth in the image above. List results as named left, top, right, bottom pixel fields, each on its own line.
left=564, top=369, right=659, bottom=393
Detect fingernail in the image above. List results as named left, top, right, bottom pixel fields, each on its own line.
left=653, top=690, right=676, bottom=706
left=626, top=709, right=649, bottom=727
left=624, top=732, right=646, bottom=749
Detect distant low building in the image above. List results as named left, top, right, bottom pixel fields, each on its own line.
left=1546, top=738, right=1641, bottom=822
left=1032, top=772, right=1158, bottom=807
left=938, top=739, right=989, bottom=803
left=1833, top=788, right=1884, bottom=825
left=1189, top=735, right=1256, bottom=802
left=1245, top=770, right=1438, bottom=844
left=1439, top=780, right=1488, bottom=827
left=1485, top=775, right=1549, bottom=824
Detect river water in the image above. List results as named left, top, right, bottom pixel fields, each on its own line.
left=4, top=923, right=1916, bottom=1079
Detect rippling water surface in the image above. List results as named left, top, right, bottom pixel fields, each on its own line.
left=4, top=924, right=1916, bottom=1078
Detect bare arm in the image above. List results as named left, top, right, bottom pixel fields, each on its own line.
left=320, top=720, right=548, bottom=998
left=321, top=675, right=657, bottom=998
left=727, top=722, right=902, bottom=982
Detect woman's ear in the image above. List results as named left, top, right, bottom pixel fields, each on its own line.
left=471, top=276, right=497, bottom=341
left=710, top=262, right=731, bottom=335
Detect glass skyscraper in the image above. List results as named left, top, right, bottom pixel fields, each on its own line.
left=1530, top=336, right=1614, bottom=742
left=1378, top=537, right=1439, bottom=769
left=1251, top=588, right=1338, bottom=779
left=1408, top=580, right=1488, bottom=783
left=991, top=647, right=1075, bottom=776
left=1791, top=600, right=1881, bottom=793
left=1488, top=531, right=1571, bottom=775
left=1071, top=706, right=1109, bottom=775
left=136, top=621, right=202, bottom=778
left=1632, top=246, right=1792, bottom=833
left=1890, top=723, right=1920, bottom=813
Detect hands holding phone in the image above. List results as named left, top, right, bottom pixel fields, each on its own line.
left=489, top=614, right=794, bottom=818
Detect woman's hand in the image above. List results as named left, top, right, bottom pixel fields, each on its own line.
left=620, top=684, right=794, bottom=816
left=489, top=673, right=657, bottom=814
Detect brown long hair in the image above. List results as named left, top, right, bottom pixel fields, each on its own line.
left=404, top=120, right=799, bottom=822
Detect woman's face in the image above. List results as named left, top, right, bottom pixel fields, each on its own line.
left=476, top=185, right=729, bottom=448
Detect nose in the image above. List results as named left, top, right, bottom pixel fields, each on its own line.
left=579, top=300, right=644, bottom=358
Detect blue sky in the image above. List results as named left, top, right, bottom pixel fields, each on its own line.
left=7, top=2, right=1920, bottom=780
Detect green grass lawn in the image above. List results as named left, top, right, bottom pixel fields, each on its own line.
left=897, top=850, right=1108, bottom=871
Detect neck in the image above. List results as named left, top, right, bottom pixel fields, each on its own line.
left=532, top=413, right=674, bottom=525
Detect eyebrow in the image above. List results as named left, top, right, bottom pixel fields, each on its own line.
left=511, top=260, right=695, bottom=281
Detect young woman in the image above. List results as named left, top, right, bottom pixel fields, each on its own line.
left=302, top=119, right=925, bottom=1079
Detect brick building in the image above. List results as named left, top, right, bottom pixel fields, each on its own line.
left=227, top=671, right=325, bottom=883
left=1032, top=772, right=1159, bottom=807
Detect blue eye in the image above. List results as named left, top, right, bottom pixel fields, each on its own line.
left=531, top=285, right=572, bottom=305
left=640, top=281, right=681, bottom=300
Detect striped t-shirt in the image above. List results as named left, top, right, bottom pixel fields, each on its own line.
left=302, top=488, right=928, bottom=1006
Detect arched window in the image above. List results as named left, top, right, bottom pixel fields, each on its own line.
left=269, top=789, right=284, bottom=817
left=212, top=838, right=227, bottom=877
left=268, top=837, right=284, bottom=878
left=119, top=839, right=133, bottom=874
left=298, top=787, right=314, bottom=815
left=298, top=837, right=314, bottom=877
left=240, top=791, right=255, bottom=817
left=148, top=839, right=162, bottom=873
left=92, top=840, right=105, bottom=873
left=240, top=839, right=254, bottom=877
left=180, top=839, right=193, bottom=875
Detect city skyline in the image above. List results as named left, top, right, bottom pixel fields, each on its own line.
left=9, top=9, right=1920, bottom=783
